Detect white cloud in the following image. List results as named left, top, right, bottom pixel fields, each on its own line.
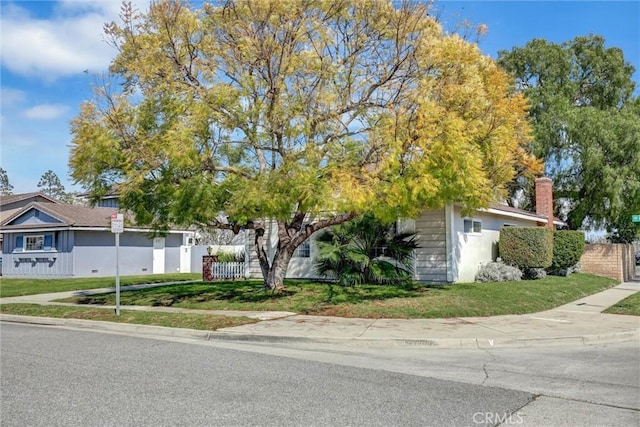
left=22, top=104, right=71, bottom=120
left=0, top=1, right=150, bottom=81
left=0, top=88, right=26, bottom=108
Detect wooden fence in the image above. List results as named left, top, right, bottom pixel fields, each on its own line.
left=210, top=262, right=246, bottom=280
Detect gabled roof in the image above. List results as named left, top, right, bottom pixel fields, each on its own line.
left=0, top=202, right=192, bottom=232
left=1, top=202, right=117, bottom=230
left=0, top=192, right=58, bottom=207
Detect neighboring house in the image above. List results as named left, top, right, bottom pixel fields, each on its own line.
left=0, top=192, right=60, bottom=274
left=243, top=177, right=562, bottom=283
left=0, top=192, right=59, bottom=248
left=1, top=202, right=194, bottom=278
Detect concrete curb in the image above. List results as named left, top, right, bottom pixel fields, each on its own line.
left=2, top=314, right=638, bottom=349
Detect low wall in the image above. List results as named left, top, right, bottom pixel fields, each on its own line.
left=580, top=244, right=636, bottom=282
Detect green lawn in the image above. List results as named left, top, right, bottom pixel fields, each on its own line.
left=604, top=292, right=640, bottom=316
left=0, top=273, right=201, bottom=298
left=55, top=273, right=617, bottom=319
left=0, top=303, right=257, bottom=330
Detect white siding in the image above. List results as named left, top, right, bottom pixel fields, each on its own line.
left=414, top=209, right=448, bottom=283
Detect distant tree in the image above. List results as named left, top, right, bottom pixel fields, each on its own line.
left=37, top=170, right=67, bottom=200
left=0, top=167, right=13, bottom=196
left=70, top=0, right=540, bottom=289
left=498, top=35, right=640, bottom=240
left=60, top=191, right=86, bottom=205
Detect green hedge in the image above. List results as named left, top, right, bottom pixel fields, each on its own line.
left=551, top=230, right=585, bottom=270
left=499, top=227, right=554, bottom=269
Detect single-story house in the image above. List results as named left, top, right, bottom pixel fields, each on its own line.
left=243, top=177, right=562, bottom=283
left=1, top=202, right=194, bottom=278
left=0, top=192, right=58, bottom=250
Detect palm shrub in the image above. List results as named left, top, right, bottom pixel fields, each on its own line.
left=314, top=214, right=419, bottom=286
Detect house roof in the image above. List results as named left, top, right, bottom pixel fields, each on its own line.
left=0, top=202, right=193, bottom=233
left=0, top=192, right=61, bottom=230
left=0, top=192, right=58, bottom=207
left=485, top=203, right=564, bottom=226
left=1, top=202, right=118, bottom=230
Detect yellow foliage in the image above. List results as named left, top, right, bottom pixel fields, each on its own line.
left=70, top=0, right=541, bottom=228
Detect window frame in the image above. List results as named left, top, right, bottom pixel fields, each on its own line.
left=292, top=240, right=311, bottom=258
left=463, top=218, right=482, bottom=235
left=14, top=233, right=56, bottom=253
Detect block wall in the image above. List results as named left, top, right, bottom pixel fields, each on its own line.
left=580, top=244, right=636, bottom=282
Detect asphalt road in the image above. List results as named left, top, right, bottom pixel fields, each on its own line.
left=1, top=323, right=531, bottom=427
left=2, top=323, right=638, bottom=426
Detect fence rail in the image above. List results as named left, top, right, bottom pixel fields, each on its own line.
left=210, top=262, right=246, bottom=280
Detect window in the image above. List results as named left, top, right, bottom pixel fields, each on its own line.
left=293, top=240, right=311, bottom=258
left=463, top=219, right=482, bottom=234
left=25, top=235, right=44, bottom=251
left=15, top=234, right=55, bottom=252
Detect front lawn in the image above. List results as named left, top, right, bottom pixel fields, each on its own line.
left=604, top=292, right=640, bottom=316
left=0, top=303, right=257, bottom=330
left=58, top=273, right=617, bottom=319
left=0, top=273, right=201, bottom=298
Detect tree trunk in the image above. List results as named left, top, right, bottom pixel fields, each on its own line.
left=253, top=212, right=359, bottom=291
left=253, top=226, right=271, bottom=283
left=264, top=248, right=294, bottom=290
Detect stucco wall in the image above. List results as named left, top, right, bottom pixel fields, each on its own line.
left=453, top=207, right=540, bottom=283
left=580, top=244, right=636, bottom=282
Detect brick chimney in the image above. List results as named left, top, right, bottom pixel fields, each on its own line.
left=535, top=177, right=555, bottom=229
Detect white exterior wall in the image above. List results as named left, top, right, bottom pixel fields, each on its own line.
left=452, top=206, right=539, bottom=283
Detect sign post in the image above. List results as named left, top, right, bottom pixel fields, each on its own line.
left=111, top=213, right=124, bottom=316
left=632, top=215, right=640, bottom=223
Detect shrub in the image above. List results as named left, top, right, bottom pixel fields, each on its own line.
left=314, top=214, right=419, bottom=286
left=475, top=261, right=523, bottom=282
left=216, top=250, right=245, bottom=263
left=499, top=227, right=554, bottom=269
left=523, top=267, right=547, bottom=280
left=551, top=230, right=585, bottom=271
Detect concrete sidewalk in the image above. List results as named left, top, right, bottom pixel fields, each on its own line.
left=1, top=281, right=639, bottom=349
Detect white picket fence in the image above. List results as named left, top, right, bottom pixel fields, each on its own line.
left=210, top=262, right=246, bottom=280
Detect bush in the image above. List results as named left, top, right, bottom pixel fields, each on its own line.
left=523, top=267, right=547, bottom=280
left=475, top=261, right=523, bottom=282
left=551, top=230, right=585, bottom=271
left=216, top=250, right=245, bottom=263
left=499, top=227, right=554, bottom=269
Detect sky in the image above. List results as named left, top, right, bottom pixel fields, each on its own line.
left=1, top=0, right=639, bottom=195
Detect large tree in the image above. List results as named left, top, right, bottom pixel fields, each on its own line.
left=70, top=0, right=539, bottom=289
left=498, top=35, right=640, bottom=239
left=37, top=170, right=67, bottom=200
